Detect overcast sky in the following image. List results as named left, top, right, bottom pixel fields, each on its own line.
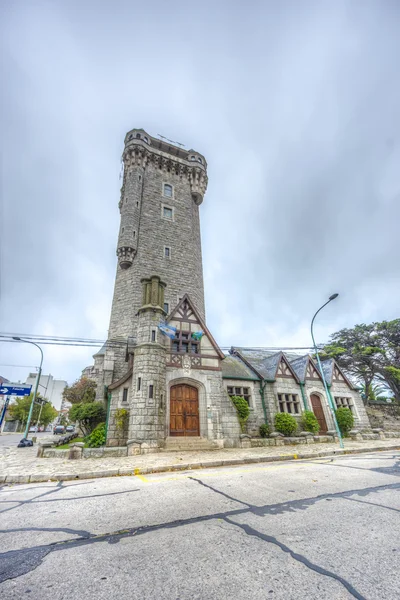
left=1, top=0, right=399, bottom=386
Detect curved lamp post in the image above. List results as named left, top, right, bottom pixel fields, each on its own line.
left=12, top=337, right=44, bottom=439
left=310, top=294, right=344, bottom=449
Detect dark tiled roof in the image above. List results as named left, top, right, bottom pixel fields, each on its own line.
left=93, top=343, right=107, bottom=357
left=231, top=348, right=284, bottom=380
left=221, top=355, right=260, bottom=380
left=318, top=359, right=334, bottom=385
left=288, top=355, right=309, bottom=382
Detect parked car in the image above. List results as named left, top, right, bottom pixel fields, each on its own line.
left=66, top=425, right=74, bottom=432
left=29, top=426, right=37, bottom=433
left=53, top=425, right=66, bottom=435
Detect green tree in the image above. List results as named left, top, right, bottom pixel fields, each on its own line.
left=63, top=376, right=97, bottom=405
left=322, top=320, right=400, bottom=403
left=320, top=323, right=383, bottom=404
left=69, top=402, right=106, bottom=435
left=8, top=394, right=57, bottom=428
left=373, top=320, right=400, bottom=401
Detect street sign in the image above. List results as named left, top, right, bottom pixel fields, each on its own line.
left=0, top=384, right=32, bottom=396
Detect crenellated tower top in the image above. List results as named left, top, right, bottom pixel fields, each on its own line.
left=122, top=129, right=208, bottom=205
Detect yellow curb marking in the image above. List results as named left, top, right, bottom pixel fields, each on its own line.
left=133, top=468, right=149, bottom=483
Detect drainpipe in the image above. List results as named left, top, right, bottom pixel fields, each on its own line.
left=300, top=383, right=309, bottom=410
left=259, top=380, right=268, bottom=425
left=105, top=388, right=111, bottom=442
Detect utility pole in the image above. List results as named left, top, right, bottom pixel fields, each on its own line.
left=12, top=337, right=44, bottom=440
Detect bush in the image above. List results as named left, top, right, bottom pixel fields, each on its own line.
left=274, top=412, right=298, bottom=436
left=259, top=424, right=271, bottom=438
left=335, top=407, right=354, bottom=436
left=230, top=395, right=250, bottom=432
left=301, top=410, right=320, bottom=434
left=69, top=401, right=106, bottom=436
left=85, top=422, right=106, bottom=448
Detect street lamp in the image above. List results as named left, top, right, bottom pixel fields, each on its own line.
left=12, top=337, right=44, bottom=440
left=310, top=294, right=344, bottom=449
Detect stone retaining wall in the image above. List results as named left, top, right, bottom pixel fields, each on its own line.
left=40, top=429, right=400, bottom=458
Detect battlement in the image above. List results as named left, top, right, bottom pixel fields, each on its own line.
left=123, top=128, right=207, bottom=172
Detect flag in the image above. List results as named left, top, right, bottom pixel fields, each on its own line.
left=191, top=331, right=204, bottom=341
left=158, top=322, right=177, bottom=340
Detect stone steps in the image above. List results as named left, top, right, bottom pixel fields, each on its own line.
left=163, top=437, right=220, bottom=452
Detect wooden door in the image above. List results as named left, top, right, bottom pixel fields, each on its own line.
left=310, top=394, right=328, bottom=433
left=170, top=385, right=199, bottom=436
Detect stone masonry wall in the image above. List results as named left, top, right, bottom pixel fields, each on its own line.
left=108, top=162, right=205, bottom=343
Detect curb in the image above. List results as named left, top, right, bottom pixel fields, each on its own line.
left=2, top=443, right=400, bottom=484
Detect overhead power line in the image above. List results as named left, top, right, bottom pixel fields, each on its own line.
left=0, top=332, right=323, bottom=352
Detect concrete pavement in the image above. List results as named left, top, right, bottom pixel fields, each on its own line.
left=0, top=450, right=399, bottom=599
left=1, top=437, right=400, bottom=484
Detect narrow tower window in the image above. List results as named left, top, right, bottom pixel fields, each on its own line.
left=137, top=377, right=141, bottom=391
left=151, top=330, right=156, bottom=342
left=136, top=201, right=139, bottom=207
left=162, top=206, right=173, bottom=220
left=164, top=246, right=170, bottom=258
left=164, top=302, right=169, bottom=313
left=163, top=184, right=173, bottom=198
left=122, top=388, right=128, bottom=403
left=139, top=175, right=142, bottom=181
left=149, top=384, right=154, bottom=399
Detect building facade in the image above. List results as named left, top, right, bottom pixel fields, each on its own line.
left=94, top=128, right=370, bottom=451
left=25, top=373, right=67, bottom=412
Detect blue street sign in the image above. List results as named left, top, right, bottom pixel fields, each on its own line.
left=0, top=384, right=32, bottom=396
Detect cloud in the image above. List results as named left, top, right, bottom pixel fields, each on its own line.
left=1, top=0, right=399, bottom=383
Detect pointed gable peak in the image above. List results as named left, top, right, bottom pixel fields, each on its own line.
left=305, top=356, right=323, bottom=381
left=276, top=353, right=299, bottom=382
left=167, top=294, right=224, bottom=360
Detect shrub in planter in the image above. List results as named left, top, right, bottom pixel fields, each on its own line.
left=335, top=407, right=354, bottom=436
left=274, top=412, right=298, bottom=437
left=300, top=410, right=320, bottom=434
left=85, top=422, right=106, bottom=448
left=259, top=424, right=271, bottom=438
left=230, top=395, right=250, bottom=432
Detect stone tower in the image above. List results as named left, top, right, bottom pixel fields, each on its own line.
left=98, top=128, right=242, bottom=450
left=94, top=129, right=209, bottom=389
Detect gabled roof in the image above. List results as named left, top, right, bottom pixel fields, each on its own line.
left=316, top=358, right=356, bottom=389
left=230, top=348, right=299, bottom=382
left=221, top=355, right=260, bottom=380
left=318, top=358, right=334, bottom=384
left=168, top=294, right=225, bottom=360
left=288, top=355, right=309, bottom=382
left=288, top=355, right=324, bottom=384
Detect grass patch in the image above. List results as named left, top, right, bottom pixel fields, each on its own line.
left=56, top=437, right=86, bottom=449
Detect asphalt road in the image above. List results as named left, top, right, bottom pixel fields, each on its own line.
left=0, top=451, right=399, bottom=600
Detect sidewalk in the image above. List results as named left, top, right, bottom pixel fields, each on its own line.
left=1, top=438, right=400, bottom=484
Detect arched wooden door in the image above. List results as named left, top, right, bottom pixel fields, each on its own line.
left=170, top=384, right=199, bottom=436
left=310, top=394, right=328, bottom=433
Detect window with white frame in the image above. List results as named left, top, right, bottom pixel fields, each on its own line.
left=227, top=386, right=251, bottom=407
left=278, top=393, right=300, bottom=414
left=163, top=183, right=173, bottom=198
left=162, top=205, right=173, bottom=220
left=334, top=396, right=354, bottom=412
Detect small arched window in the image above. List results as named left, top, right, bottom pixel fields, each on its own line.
left=128, top=134, right=133, bottom=141
left=197, top=157, right=202, bottom=164
left=163, top=184, right=173, bottom=198
left=136, top=133, right=141, bottom=139
left=190, top=156, right=196, bottom=161
left=144, top=137, right=149, bottom=143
